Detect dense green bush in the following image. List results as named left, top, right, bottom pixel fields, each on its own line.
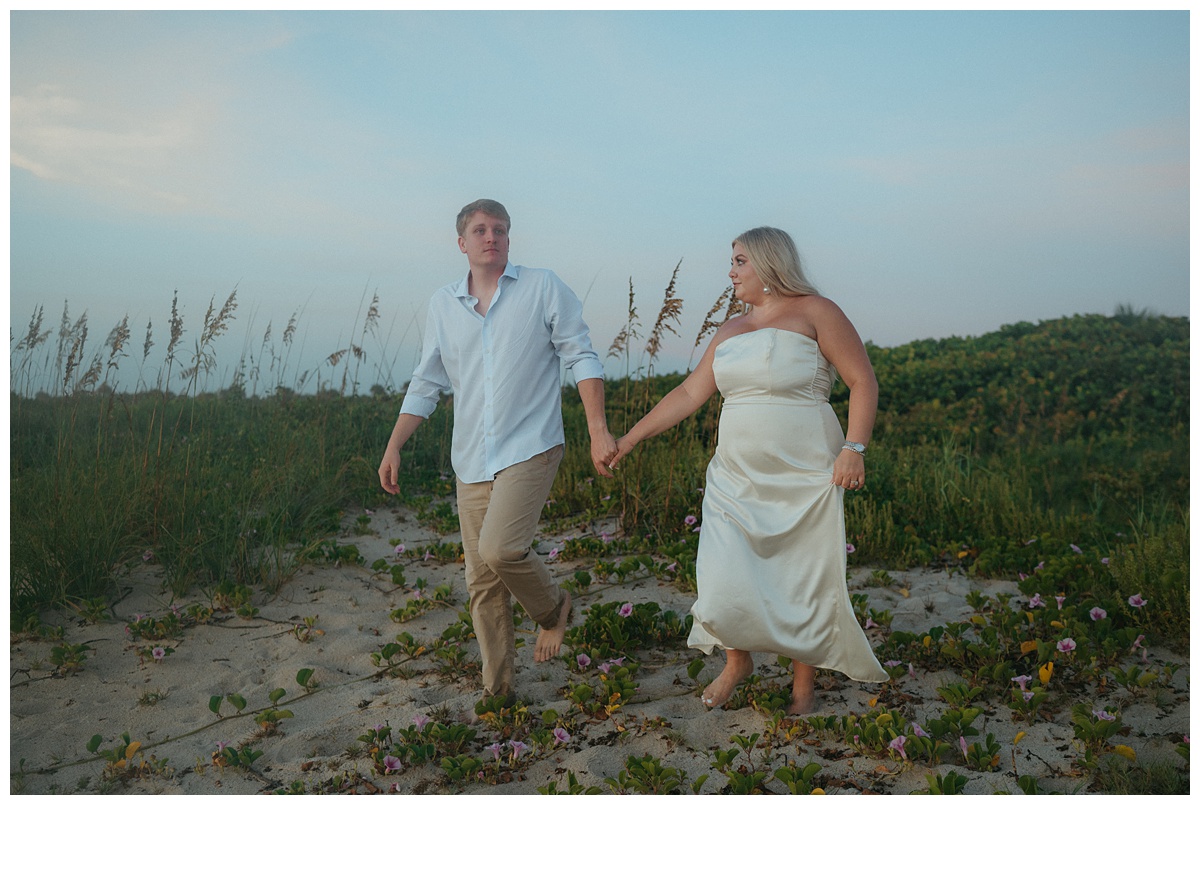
left=10, top=308, right=1188, bottom=632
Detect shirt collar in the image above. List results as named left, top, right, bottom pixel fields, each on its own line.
left=453, top=262, right=520, bottom=302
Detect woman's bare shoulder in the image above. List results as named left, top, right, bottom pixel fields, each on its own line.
left=713, top=313, right=755, bottom=343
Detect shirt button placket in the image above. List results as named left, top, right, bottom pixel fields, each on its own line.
left=481, top=313, right=496, bottom=478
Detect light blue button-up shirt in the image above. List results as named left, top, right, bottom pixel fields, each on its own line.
left=399, top=263, right=605, bottom=484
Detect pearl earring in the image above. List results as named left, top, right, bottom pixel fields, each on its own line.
left=763, top=287, right=770, bottom=294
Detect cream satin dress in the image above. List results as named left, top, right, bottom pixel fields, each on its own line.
left=688, top=327, right=888, bottom=683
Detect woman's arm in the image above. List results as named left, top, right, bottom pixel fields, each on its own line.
left=608, top=335, right=722, bottom=469
left=813, top=298, right=878, bottom=489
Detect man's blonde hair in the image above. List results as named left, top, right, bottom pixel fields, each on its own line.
left=457, top=199, right=511, bottom=236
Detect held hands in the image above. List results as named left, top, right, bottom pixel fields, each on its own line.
left=606, top=434, right=638, bottom=472
left=831, top=448, right=866, bottom=491
left=591, top=428, right=619, bottom=478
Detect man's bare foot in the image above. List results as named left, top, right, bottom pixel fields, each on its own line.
left=534, top=591, right=571, bottom=662
left=700, top=652, right=755, bottom=709
left=786, top=689, right=816, bottom=716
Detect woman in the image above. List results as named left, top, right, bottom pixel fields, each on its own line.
left=609, top=227, right=888, bottom=714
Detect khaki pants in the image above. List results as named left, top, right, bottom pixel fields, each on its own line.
left=456, top=445, right=565, bottom=698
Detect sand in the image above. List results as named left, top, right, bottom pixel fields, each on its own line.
left=9, top=500, right=1190, bottom=800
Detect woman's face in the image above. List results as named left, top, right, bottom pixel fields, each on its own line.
left=729, top=243, right=766, bottom=303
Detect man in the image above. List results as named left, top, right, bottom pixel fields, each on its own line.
left=378, top=199, right=617, bottom=706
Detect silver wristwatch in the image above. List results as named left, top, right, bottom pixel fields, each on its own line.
left=842, top=441, right=867, bottom=455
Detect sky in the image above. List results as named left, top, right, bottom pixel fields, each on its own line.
left=7, top=7, right=1191, bottom=394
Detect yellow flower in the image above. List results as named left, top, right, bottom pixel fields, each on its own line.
left=1039, top=661, right=1054, bottom=685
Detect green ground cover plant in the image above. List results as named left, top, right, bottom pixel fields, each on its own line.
left=9, top=281, right=1188, bottom=795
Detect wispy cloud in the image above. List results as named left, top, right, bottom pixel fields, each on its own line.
left=11, top=81, right=222, bottom=212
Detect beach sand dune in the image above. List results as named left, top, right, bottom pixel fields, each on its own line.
left=10, top=502, right=1189, bottom=796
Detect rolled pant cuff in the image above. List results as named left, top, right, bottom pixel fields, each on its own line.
left=529, top=588, right=567, bottom=630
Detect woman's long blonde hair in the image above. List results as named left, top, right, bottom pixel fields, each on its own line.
left=733, top=227, right=820, bottom=298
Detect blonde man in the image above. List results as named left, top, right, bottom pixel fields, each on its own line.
left=379, top=199, right=617, bottom=706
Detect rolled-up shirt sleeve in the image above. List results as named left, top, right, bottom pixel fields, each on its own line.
left=399, top=313, right=451, bottom=418
left=547, top=273, right=605, bottom=383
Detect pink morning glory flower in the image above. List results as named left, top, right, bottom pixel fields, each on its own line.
left=575, top=653, right=591, bottom=669
left=1025, top=537, right=1038, bottom=546
left=1057, top=638, right=1077, bottom=653
left=618, top=603, right=633, bottom=618
left=912, top=724, right=930, bottom=738
left=547, top=548, right=560, bottom=562
left=152, top=647, right=165, bottom=661
left=1094, top=710, right=1116, bottom=721
left=884, top=660, right=901, bottom=668
left=1131, top=634, right=1145, bottom=651
left=1018, top=573, right=1028, bottom=581
left=1101, top=557, right=1109, bottom=565
left=666, top=562, right=677, bottom=572
left=509, top=740, right=529, bottom=760
left=552, top=727, right=571, bottom=745
left=601, top=494, right=611, bottom=501
left=1012, top=674, right=1032, bottom=690
left=487, top=742, right=502, bottom=761
left=908, top=663, right=916, bottom=678
left=422, top=550, right=433, bottom=561
left=864, top=617, right=878, bottom=629
left=1090, top=607, right=1107, bottom=621
left=383, top=755, right=402, bottom=773
left=1022, top=690, right=1034, bottom=701
left=609, top=656, right=625, bottom=667
left=601, top=532, right=612, bottom=543
left=1028, top=594, right=1046, bottom=609
left=394, top=544, right=406, bottom=555
left=1128, top=594, right=1147, bottom=608
left=598, top=661, right=612, bottom=674
left=1055, top=596, right=1066, bottom=610
left=1035, top=561, right=1044, bottom=571
left=412, top=714, right=430, bottom=729
left=888, top=735, right=907, bottom=760
left=846, top=543, right=856, bottom=554
left=142, top=549, right=154, bottom=562
left=958, top=736, right=969, bottom=760
left=1070, top=544, right=1082, bottom=554
left=216, top=740, right=229, bottom=752
left=684, top=515, right=698, bottom=526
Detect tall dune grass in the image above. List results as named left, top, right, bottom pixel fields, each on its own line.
left=9, top=283, right=1189, bottom=646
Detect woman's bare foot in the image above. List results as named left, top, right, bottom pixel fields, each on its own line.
left=700, top=650, right=754, bottom=709
left=788, top=660, right=816, bottom=715
left=786, top=689, right=816, bottom=715
left=534, top=591, right=571, bottom=662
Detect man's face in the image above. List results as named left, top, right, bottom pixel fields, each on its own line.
left=458, top=212, right=510, bottom=270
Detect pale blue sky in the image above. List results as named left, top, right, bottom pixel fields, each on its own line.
left=8, top=9, right=1191, bottom=392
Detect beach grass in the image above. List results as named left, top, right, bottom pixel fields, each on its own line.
left=8, top=284, right=1190, bottom=795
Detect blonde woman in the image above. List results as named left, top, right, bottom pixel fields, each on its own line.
left=609, top=227, right=887, bottom=714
